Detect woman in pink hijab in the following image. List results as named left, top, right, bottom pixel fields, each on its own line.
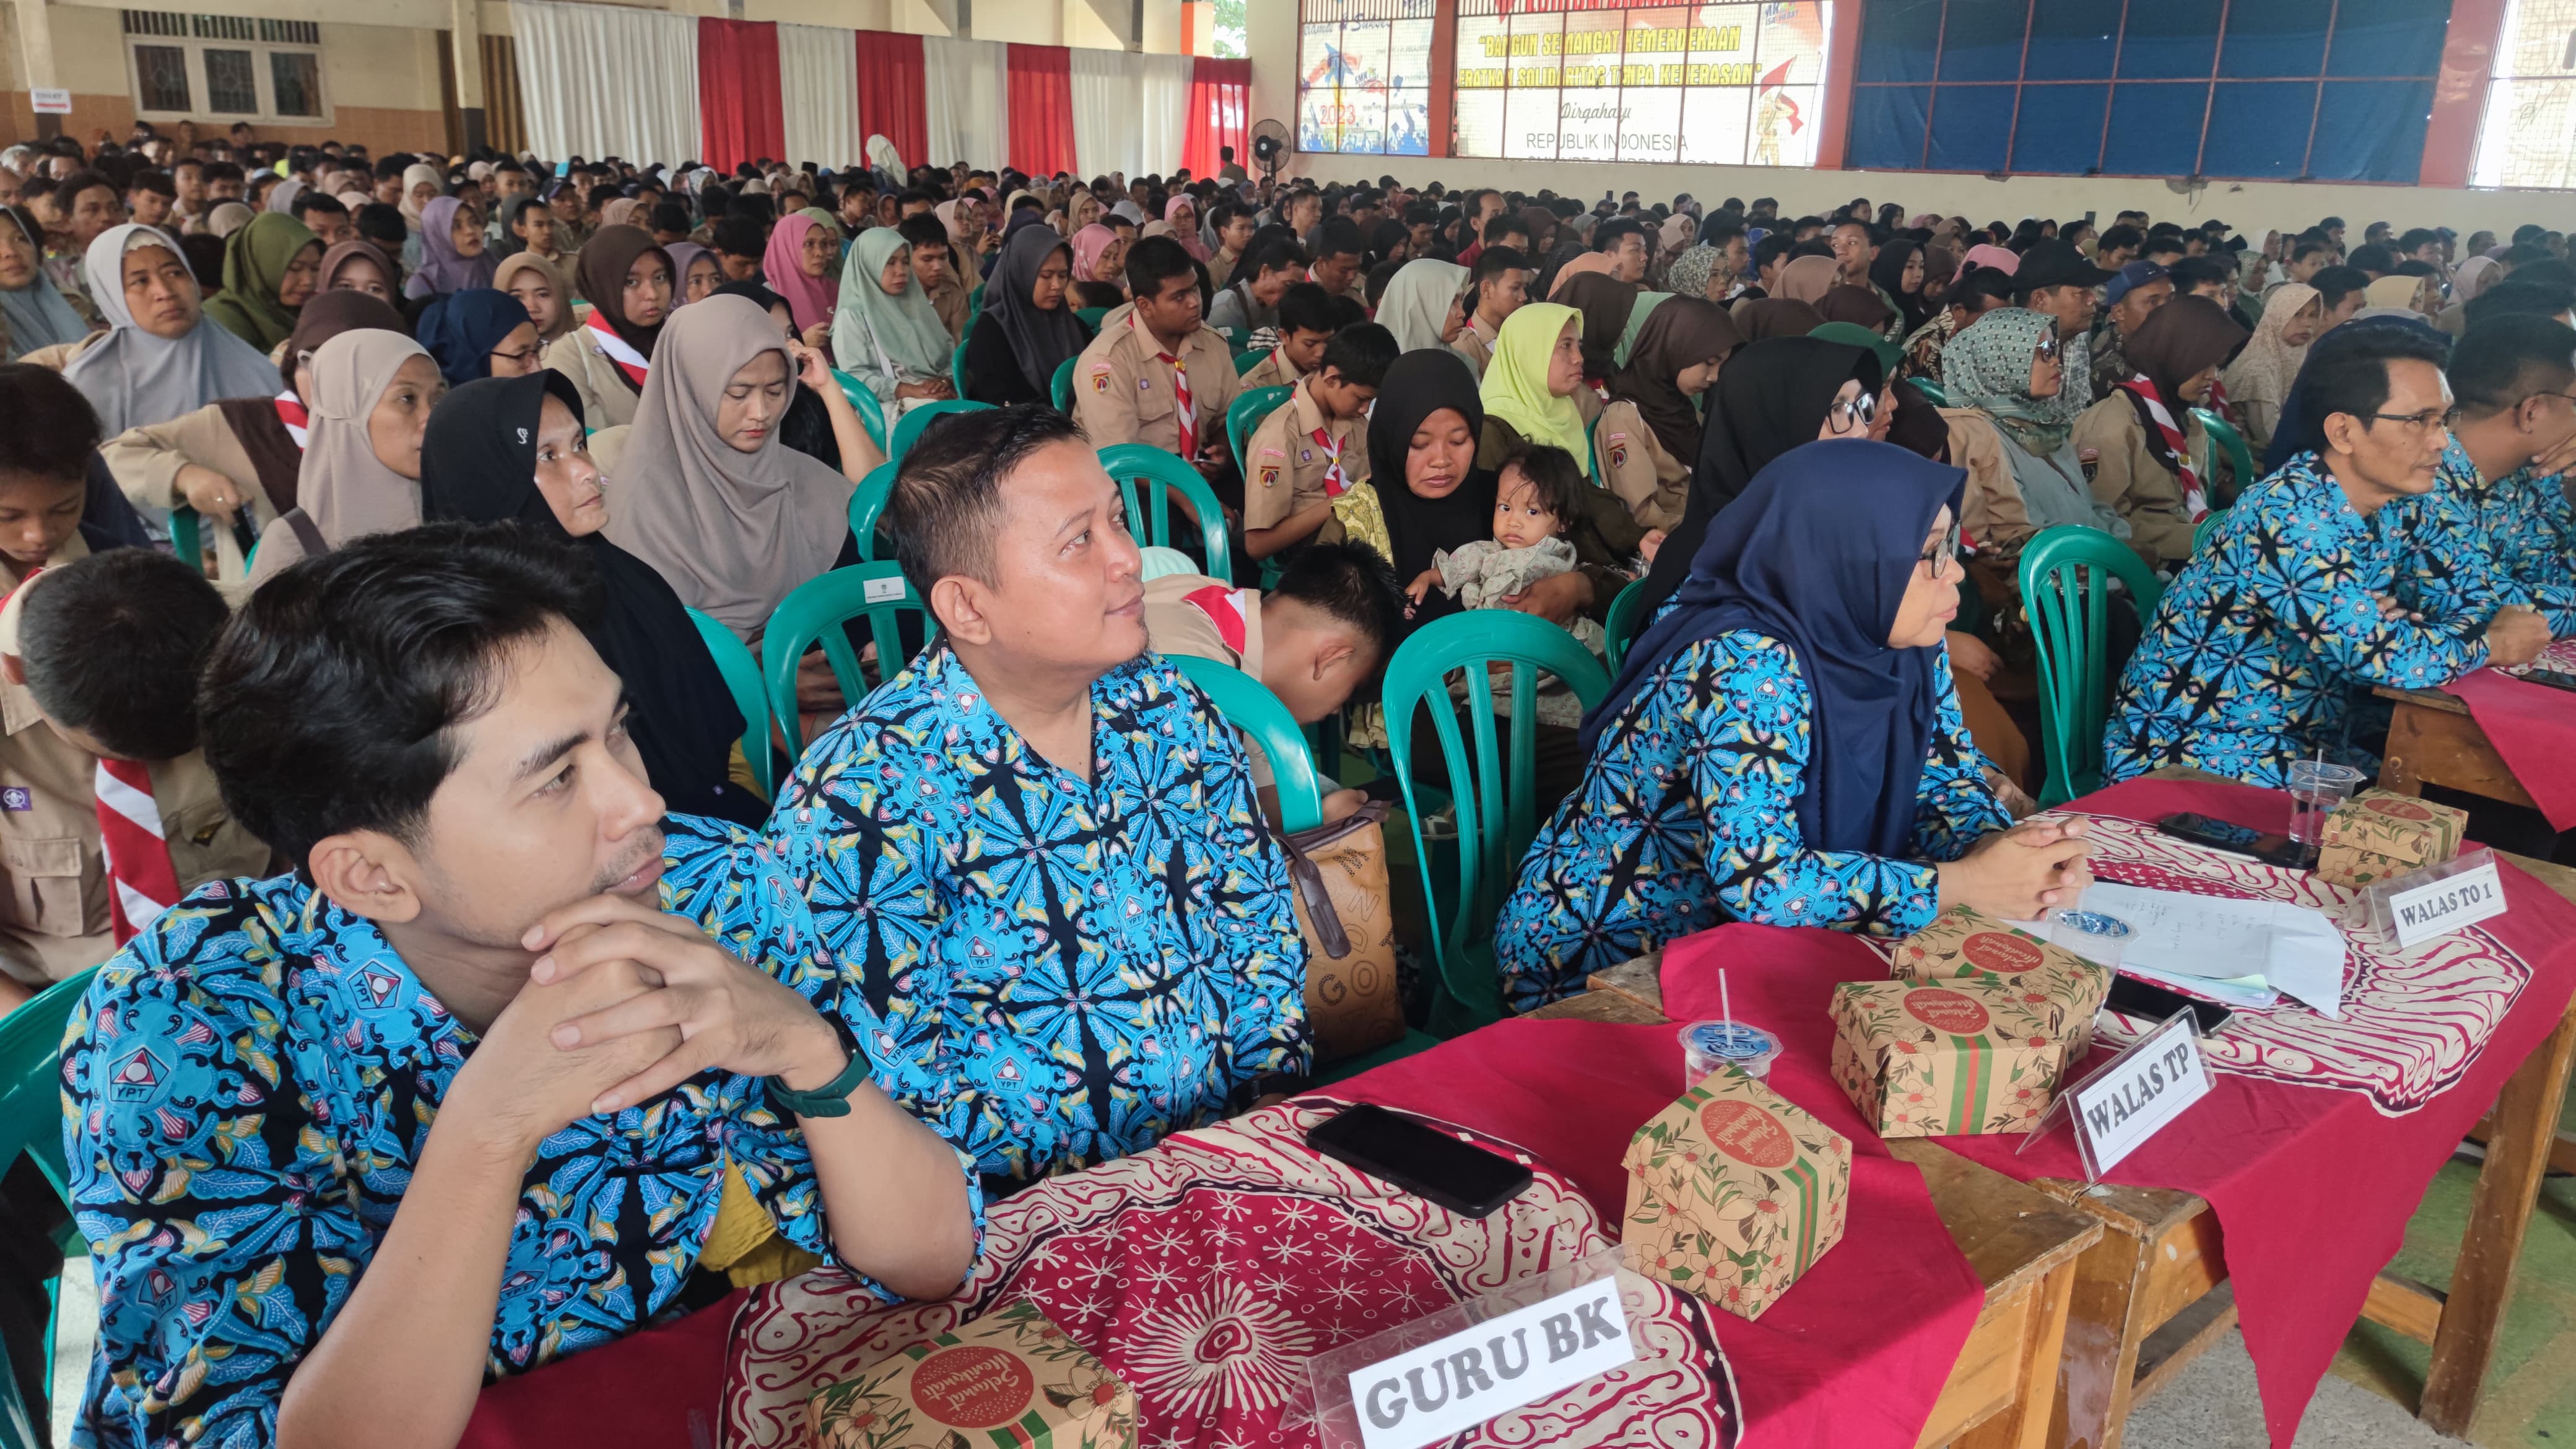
left=1165, top=195, right=1210, bottom=263
left=1961, top=243, right=2019, bottom=276
left=1547, top=250, right=1617, bottom=299
left=762, top=211, right=842, bottom=336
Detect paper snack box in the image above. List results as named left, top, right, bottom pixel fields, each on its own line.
left=2317, top=790, right=2469, bottom=888
left=807, top=1299, right=1136, bottom=1449
left=1621, top=1068, right=1851, bottom=1321
left=1829, top=978, right=2060, bottom=1138
left=1889, top=906, right=2112, bottom=1075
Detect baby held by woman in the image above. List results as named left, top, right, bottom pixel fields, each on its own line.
left=1404, top=444, right=1608, bottom=726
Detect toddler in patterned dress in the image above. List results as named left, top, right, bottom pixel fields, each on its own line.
left=1403, top=443, right=1609, bottom=726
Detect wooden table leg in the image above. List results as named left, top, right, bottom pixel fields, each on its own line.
left=2411, top=995, right=2576, bottom=1434
left=2380, top=696, right=2540, bottom=810
left=1957, top=1256, right=2083, bottom=1449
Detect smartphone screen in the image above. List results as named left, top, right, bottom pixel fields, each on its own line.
left=2108, top=973, right=2233, bottom=1035
left=1307, top=1104, right=1534, bottom=1219
left=2157, top=812, right=2311, bottom=869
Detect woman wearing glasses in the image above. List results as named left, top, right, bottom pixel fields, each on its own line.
left=1492, top=439, right=2094, bottom=1012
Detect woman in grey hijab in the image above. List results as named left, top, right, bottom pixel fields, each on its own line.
left=64, top=224, right=277, bottom=435
left=245, top=329, right=440, bottom=586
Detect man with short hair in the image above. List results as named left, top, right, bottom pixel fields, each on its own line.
left=201, top=161, right=245, bottom=202
left=1240, top=281, right=1339, bottom=392
left=837, top=178, right=877, bottom=236
left=2310, top=266, right=2372, bottom=329
left=1308, top=215, right=1368, bottom=305
left=2013, top=238, right=2113, bottom=405
left=2094, top=224, right=2145, bottom=270
left=1700, top=225, right=1749, bottom=299
left=1207, top=201, right=1255, bottom=284
left=1073, top=235, right=1243, bottom=484
left=1453, top=245, right=1530, bottom=380
left=1593, top=217, right=1647, bottom=284
left=1208, top=239, right=1305, bottom=342
left=66, top=524, right=982, bottom=1447
left=711, top=215, right=766, bottom=282
left=2090, top=260, right=2174, bottom=399
left=2348, top=243, right=2397, bottom=281
left=2107, top=328, right=2551, bottom=785
left=292, top=189, right=353, bottom=248
left=896, top=212, right=967, bottom=342
left=1217, top=144, right=1248, bottom=186
left=768, top=407, right=1311, bottom=1191
left=1147, top=542, right=1401, bottom=763
left=1242, top=322, right=1397, bottom=557
left=1827, top=217, right=1876, bottom=290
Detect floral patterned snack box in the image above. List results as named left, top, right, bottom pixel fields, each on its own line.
left=2317, top=790, right=2469, bottom=888
left=1621, top=1068, right=1852, bottom=1321
left=808, top=1299, right=1137, bottom=1449
left=1829, top=978, right=2060, bottom=1138
left=1889, top=905, right=2111, bottom=1076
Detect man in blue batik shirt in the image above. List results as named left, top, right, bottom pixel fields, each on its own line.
left=62, top=526, right=980, bottom=1449
left=2381, top=313, right=2576, bottom=635
left=2107, top=325, right=2554, bottom=786
left=765, top=406, right=1311, bottom=1194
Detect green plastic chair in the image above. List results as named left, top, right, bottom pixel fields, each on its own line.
left=886, top=398, right=994, bottom=466
left=170, top=505, right=204, bottom=577
left=2191, top=407, right=2256, bottom=508
left=847, top=461, right=895, bottom=562
left=0, top=965, right=100, bottom=1409
left=1225, top=384, right=1294, bottom=470
left=949, top=337, right=972, bottom=399
left=1076, top=306, right=1110, bottom=329
left=1382, top=612, right=1611, bottom=1036
left=1909, top=376, right=1949, bottom=406
left=687, top=607, right=775, bottom=800
left=1585, top=412, right=1604, bottom=482
left=1603, top=578, right=1655, bottom=671
left=1234, top=347, right=1268, bottom=376
left=967, top=282, right=984, bottom=315
left=1097, top=443, right=1232, bottom=584
left=1050, top=356, right=1078, bottom=411
left=832, top=368, right=888, bottom=451
left=762, top=563, right=931, bottom=760
left=1170, top=655, right=1325, bottom=832
left=2192, top=509, right=2226, bottom=557
left=2019, top=526, right=2167, bottom=809
left=1218, top=326, right=1248, bottom=350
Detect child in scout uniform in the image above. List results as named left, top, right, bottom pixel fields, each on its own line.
left=1243, top=323, right=1398, bottom=560
left=1071, top=235, right=1244, bottom=488
left=1240, top=282, right=1341, bottom=393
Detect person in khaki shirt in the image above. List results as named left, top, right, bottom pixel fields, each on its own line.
left=2073, top=294, right=2247, bottom=572
left=1238, top=280, right=1341, bottom=395
left=899, top=213, right=972, bottom=344
left=1448, top=245, right=1531, bottom=381
left=1595, top=294, right=1741, bottom=533
left=1242, top=324, right=1396, bottom=559
left=1072, top=237, right=1243, bottom=487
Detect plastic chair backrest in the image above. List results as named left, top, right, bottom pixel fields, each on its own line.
left=687, top=607, right=774, bottom=799
left=2019, top=526, right=2165, bottom=808
left=967, top=282, right=984, bottom=315
left=1218, top=326, right=1247, bottom=350
left=1050, top=356, right=1077, bottom=411
left=1076, top=307, right=1110, bottom=329
left=1096, top=443, right=1232, bottom=583
left=2191, top=508, right=2225, bottom=557
left=886, top=398, right=994, bottom=465
left=2191, top=407, right=2255, bottom=508
left=1225, top=385, right=1294, bottom=469
left=1602, top=578, right=1653, bottom=671
left=1910, top=376, right=1949, bottom=407
left=1169, top=655, right=1325, bottom=833
left=170, top=506, right=204, bottom=578
left=1585, top=412, right=1604, bottom=482
left=1381, top=612, right=1611, bottom=1034
left=847, top=461, right=895, bottom=562
left=832, top=368, right=889, bottom=450
left=762, top=563, right=929, bottom=760
left=949, top=338, right=971, bottom=399
left=1234, top=347, right=1267, bottom=376
left=0, top=966, right=96, bottom=1206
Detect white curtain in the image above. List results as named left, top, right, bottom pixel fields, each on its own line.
left=777, top=24, right=863, bottom=170
left=509, top=1, right=699, bottom=167
left=1069, top=48, right=1141, bottom=181
left=1134, top=53, right=1192, bottom=180
left=921, top=36, right=1008, bottom=172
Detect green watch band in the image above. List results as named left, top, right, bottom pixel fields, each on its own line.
left=766, top=1045, right=870, bottom=1119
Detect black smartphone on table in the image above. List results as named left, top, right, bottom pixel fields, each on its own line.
left=1307, top=1103, right=1534, bottom=1219
left=2157, top=812, right=2313, bottom=869
left=2107, top=974, right=2234, bottom=1036
left=2514, top=668, right=2576, bottom=694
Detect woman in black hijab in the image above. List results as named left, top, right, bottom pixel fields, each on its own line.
left=1637, top=336, right=1881, bottom=615
left=1870, top=238, right=1932, bottom=336
left=419, top=370, right=767, bottom=826
left=1361, top=349, right=1497, bottom=636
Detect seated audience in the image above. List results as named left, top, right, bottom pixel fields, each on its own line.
left=2074, top=294, right=2248, bottom=569
left=1494, top=439, right=2089, bottom=1010
left=2221, top=281, right=2322, bottom=455
left=765, top=406, right=1309, bottom=1190
left=495, top=250, right=572, bottom=344
left=1375, top=258, right=1470, bottom=354
left=1242, top=322, right=1397, bottom=559
left=1208, top=238, right=1303, bottom=340
left=897, top=212, right=970, bottom=343
left=416, top=287, right=540, bottom=386
left=405, top=195, right=498, bottom=302
left=246, top=329, right=439, bottom=585
left=962, top=225, right=1092, bottom=407
left=200, top=212, right=319, bottom=351
left=764, top=211, right=843, bottom=349
left=1242, top=280, right=1341, bottom=391
left=1450, top=245, right=1530, bottom=379
left=65, top=524, right=980, bottom=1447
left=1073, top=235, right=1242, bottom=485
left=833, top=225, right=957, bottom=410
left=320, top=235, right=401, bottom=308
left=0, top=205, right=88, bottom=362
left=66, top=224, right=277, bottom=434
left=1897, top=264, right=2012, bottom=383
left=1070, top=222, right=1126, bottom=307
left=547, top=225, right=670, bottom=429
left=2106, top=326, right=2551, bottom=785
left=1598, top=296, right=1740, bottom=530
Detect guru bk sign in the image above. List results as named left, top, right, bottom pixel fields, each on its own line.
left=1349, top=1276, right=1635, bottom=1449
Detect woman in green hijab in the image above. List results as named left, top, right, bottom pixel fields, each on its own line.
left=1477, top=300, right=1595, bottom=470
left=202, top=212, right=321, bottom=352
left=830, top=225, right=957, bottom=407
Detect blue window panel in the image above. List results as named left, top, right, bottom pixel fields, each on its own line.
left=2200, top=82, right=2318, bottom=178
left=1848, top=85, right=1933, bottom=170
left=2218, top=0, right=2331, bottom=78
left=2024, top=0, right=2118, bottom=81
left=1936, top=0, right=2029, bottom=82
left=2101, top=82, right=2212, bottom=174
left=2009, top=81, right=2110, bottom=173
left=2309, top=80, right=2430, bottom=181
left=2326, top=0, right=2450, bottom=79
left=1928, top=83, right=2016, bottom=171
left=2118, top=0, right=2222, bottom=79
left=1855, top=0, right=1944, bottom=86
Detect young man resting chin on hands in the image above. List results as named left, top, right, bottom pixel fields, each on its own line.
left=61, top=524, right=978, bottom=1449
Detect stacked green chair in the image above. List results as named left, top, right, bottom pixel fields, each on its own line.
left=886, top=398, right=994, bottom=466
left=1050, top=357, right=1079, bottom=411
left=1225, top=385, right=1294, bottom=471
left=949, top=338, right=972, bottom=399
left=2190, top=406, right=2256, bottom=509
left=847, top=461, right=895, bottom=562
left=1096, top=443, right=1232, bottom=584
left=2019, top=526, right=2166, bottom=807
left=687, top=608, right=775, bottom=799
left=0, top=965, right=99, bottom=1429
left=170, top=506, right=204, bottom=577
left=1234, top=348, right=1268, bottom=376
left=762, top=563, right=931, bottom=760
left=1910, top=376, right=1949, bottom=406
left=1075, top=306, right=1110, bottom=329
left=1602, top=578, right=1655, bottom=671
left=831, top=368, right=888, bottom=451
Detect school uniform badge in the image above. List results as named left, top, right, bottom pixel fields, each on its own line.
left=1260, top=466, right=1279, bottom=489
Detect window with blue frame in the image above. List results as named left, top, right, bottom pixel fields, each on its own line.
left=1846, top=0, right=2453, bottom=184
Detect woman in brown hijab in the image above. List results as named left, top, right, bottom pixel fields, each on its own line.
left=544, top=224, right=671, bottom=429
left=1555, top=270, right=1638, bottom=389
left=318, top=238, right=401, bottom=309
left=1596, top=297, right=1742, bottom=532
left=1728, top=296, right=1825, bottom=342
left=1814, top=284, right=1895, bottom=333
left=603, top=293, right=855, bottom=645
left=2073, top=293, right=2247, bottom=570
left=246, top=329, right=442, bottom=586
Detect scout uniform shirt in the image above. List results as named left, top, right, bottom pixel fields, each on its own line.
left=1242, top=376, right=1369, bottom=534
left=1071, top=301, right=1243, bottom=462
left=0, top=541, right=271, bottom=987
left=1593, top=398, right=1688, bottom=531
left=1141, top=572, right=1279, bottom=792
left=1238, top=345, right=1303, bottom=393
left=1451, top=313, right=1499, bottom=379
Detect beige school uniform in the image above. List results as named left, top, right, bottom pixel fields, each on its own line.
left=1142, top=572, right=1277, bottom=791
left=1242, top=379, right=1368, bottom=533
left=2073, top=396, right=2210, bottom=572
left=1592, top=399, right=1688, bottom=531
left=544, top=329, right=645, bottom=429
left=102, top=404, right=288, bottom=581
left=1450, top=314, right=1498, bottom=379
left=926, top=270, right=972, bottom=344
left=1071, top=302, right=1243, bottom=458
left=1238, top=346, right=1302, bottom=394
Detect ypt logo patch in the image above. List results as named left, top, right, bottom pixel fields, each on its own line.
left=109, top=1045, right=168, bottom=1101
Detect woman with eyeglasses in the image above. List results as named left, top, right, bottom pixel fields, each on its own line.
left=1492, top=439, right=2094, bottom=1011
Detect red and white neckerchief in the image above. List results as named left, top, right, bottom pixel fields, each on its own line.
left=1181, top=584, right=1251, bottom=656
left=272, top=391, right=309, bottom=450
left=1130, top=311, right=1194, bottom=457
left=2120, top=373, right=2208, bottom=519
left=1307, top=421, right=1354, bottom=497
left=94, top=757, right=180, bottom=946
left=585, top=309, right=651, bottom=389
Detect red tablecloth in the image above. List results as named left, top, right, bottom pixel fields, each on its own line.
left=1661, top=777, right=2576, bottom=1449
left=1334, top=1017, right=1986, bottom=1449
left=2443, top=663, right=2576, bottom=830
left=457, top=1287, right=744, bottom=1449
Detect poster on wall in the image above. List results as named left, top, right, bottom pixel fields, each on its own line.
left=1299, top=0, right=1437, bottom=156
left=1451, top=1, right=1835, bottom=168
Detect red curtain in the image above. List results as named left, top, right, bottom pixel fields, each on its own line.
left=1004, top=45, right=1078, bottom=178
left=1184, top=58, right=1251, bottom=181
left=695, top=18, right=786, bottom=175
left=853, top=29, right=928, bottom=174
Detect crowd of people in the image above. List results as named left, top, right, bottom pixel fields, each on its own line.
left=2, top=115, right=2573, bottom=1449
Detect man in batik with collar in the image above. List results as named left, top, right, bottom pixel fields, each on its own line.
left=765, top=406, right=1311, bottom=1198
left=63, top=526, right=979, bottom=1449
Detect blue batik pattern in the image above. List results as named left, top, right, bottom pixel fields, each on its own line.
left=1492, top=629, right=2008, bottom=1012
left=61, top=814, right=977, bottom=1449
left=2105, top=451, right=2497, bottom=788
left=2378, top=438, right=2576, bottom=635
left=765, top=641, right=1309, bottom=1188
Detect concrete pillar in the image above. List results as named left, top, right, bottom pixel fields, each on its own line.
left=13, top=0, right=62, bottom=141
left=450, top=0, right=488, bottom=155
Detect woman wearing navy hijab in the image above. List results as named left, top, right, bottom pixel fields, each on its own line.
left=1492, top=438, right=2094, bottom=1010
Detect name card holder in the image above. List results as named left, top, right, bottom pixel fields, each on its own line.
left=2363, top=848, right=2509, bottom=949
left=2019, top=1008, right=2214, bottom=1182
left=1299, top=1245, right=1664, bottom=1449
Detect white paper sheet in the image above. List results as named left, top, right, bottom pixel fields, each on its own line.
left=2015, top=882, right=2347, bottom=1019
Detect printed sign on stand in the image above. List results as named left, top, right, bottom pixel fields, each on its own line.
left=2021, top=1008, right=2213, bottom=1180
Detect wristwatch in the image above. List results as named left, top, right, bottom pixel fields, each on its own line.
left=766, top=1043, right=871, bottom=1119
